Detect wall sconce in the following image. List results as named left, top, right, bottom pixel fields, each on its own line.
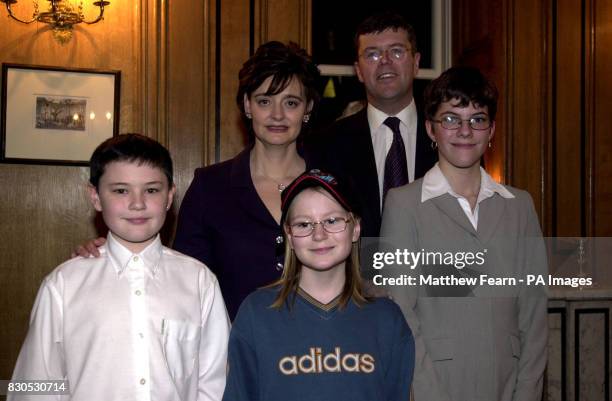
left=0, top=0, right=110, bottom=44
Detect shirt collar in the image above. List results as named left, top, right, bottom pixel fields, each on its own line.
left=105, top=231, right=163, bottom=277
left=367, top=100, right=417, bottom=136
left=421, top=163, right=515, bottom=203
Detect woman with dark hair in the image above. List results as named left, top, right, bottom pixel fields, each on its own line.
left=223, top=170, right=414, bottom=401
left=173, top=42, right=320, bottom=319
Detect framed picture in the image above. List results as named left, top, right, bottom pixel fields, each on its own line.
left=1, top=64, right=121, bottom=166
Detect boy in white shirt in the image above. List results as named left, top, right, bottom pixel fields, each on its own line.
left=9, top=134, right=230, bottom=401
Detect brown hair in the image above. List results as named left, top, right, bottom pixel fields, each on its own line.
left=354, top=11, right=418, bottom=56
left=424, top=66, right=499, bottom=121
left=236, top=41, right=320, bottom=140
left=90, top=133, right=173, bottom=189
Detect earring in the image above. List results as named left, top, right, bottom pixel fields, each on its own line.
left=245, top=112, right=252, bottom=119
left=488, top=141, right=492, bottom=148
left=303, top=114, right=310, bottom=123
left=431, top=141, right=438, bottom=150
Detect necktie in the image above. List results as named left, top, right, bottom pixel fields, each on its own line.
left=382, top=116, right=408, bottom=201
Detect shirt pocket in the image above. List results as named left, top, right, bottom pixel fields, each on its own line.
left=161, top=318, right=201, bottom=379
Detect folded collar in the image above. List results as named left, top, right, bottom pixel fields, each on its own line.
left=421, top=163, right=515, bottom=203
left=105, top=232, right=163, bottom=277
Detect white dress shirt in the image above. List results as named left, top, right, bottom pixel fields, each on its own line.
left=10, top=232, right=230, bottom=401
left=368, top=101, right=418, bottom=209
left=421, top=163, right=515, bottom=229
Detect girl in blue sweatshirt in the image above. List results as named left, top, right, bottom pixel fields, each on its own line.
left=222, top=169, right=415, bottom=401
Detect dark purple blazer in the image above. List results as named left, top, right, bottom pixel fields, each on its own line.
left=307, top=107, right=437, bottom=238
left=173, top=147, right=285, bottom=320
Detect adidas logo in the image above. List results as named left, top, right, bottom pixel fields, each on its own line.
left=278, top=347, right=375, bottom=375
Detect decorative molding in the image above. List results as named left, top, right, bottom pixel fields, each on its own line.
left=254, top=0, right=311, bottom=48
left=299, top=0, right=311, bottom=50
left=504, top=0, right=515, bottom=185
left=549, top=307, right=567, bottom=401
left=253, top=0, right=266, bottom=48
left=140, top=0, right=168, bottom=146
left=574, top=308, right=610, bottom=401
left=545, top=0, right=556, bottom=237
left=204, top=0, right=217, bottom=165
left=584, top=0, right=595, bottom=236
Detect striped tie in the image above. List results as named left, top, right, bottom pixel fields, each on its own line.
left=382, top=116, right=408, bottom=201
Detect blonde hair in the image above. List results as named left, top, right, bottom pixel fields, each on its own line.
left=269, top=189, right=368, bottom=309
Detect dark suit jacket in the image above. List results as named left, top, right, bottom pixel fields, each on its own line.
left=307, top=107, right=437, bottom=237
left=173, top=147, right=284, bottom=320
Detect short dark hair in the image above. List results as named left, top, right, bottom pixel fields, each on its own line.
left=89, top=133, right=174, bottom=189
left=424, top=66, right=499, bottom=121
left=354, top=11, right=418, bottom=56
left=236, top=41, right=320, bottom=133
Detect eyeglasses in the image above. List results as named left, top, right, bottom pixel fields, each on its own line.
left=360, top=46, right=411, bottom=63
left=288, top=216, right=351, bottom=237
left=431, top=115, right=492, bottom=130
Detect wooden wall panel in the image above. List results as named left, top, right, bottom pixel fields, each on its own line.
left=592, top=0, right=612, bottom=236
left=254, top=0, right=310, bottom=47
left=452, top=0, right=508, bottom=185
left=452, top=0, right=612, bottom=236
left=218, top=0, right=251, bottom=161
left=166, top=0, right=209, bottom=233
left=507, top=0, right=549, bottom=224
left=554, top=0, right=583, bottom=236
left=452, top=0, right=550, bottom=229
left=0, top=166, right=96, bottom=379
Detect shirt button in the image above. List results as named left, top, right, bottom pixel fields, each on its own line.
left=135, top=290, right=142, bottom=296
left=139, top=332, right=144, bottom=338
left=276, top=236, right=284, bottom=244
left=133, top=256, right=139, bottom=262
left=140, top=378, right=146, bottom=385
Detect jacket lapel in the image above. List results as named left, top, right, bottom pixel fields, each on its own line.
left=476, top=194, right=506, bottom=244
left=431, top=194, right=477, bottom=237
left=349, top=109, right=381, bottom=213
left=230, top=147, right=279, bottom=229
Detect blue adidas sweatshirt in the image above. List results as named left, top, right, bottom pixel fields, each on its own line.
left=222, top=287, right=415, bottom=401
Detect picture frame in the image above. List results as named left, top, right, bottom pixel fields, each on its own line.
left=1, top=63, right=121, bottom=166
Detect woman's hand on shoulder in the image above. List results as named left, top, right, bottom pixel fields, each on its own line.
left=71, top=237, right=106, bottom=258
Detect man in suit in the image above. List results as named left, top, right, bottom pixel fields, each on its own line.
left=309, top=11, right=437, bottom=238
